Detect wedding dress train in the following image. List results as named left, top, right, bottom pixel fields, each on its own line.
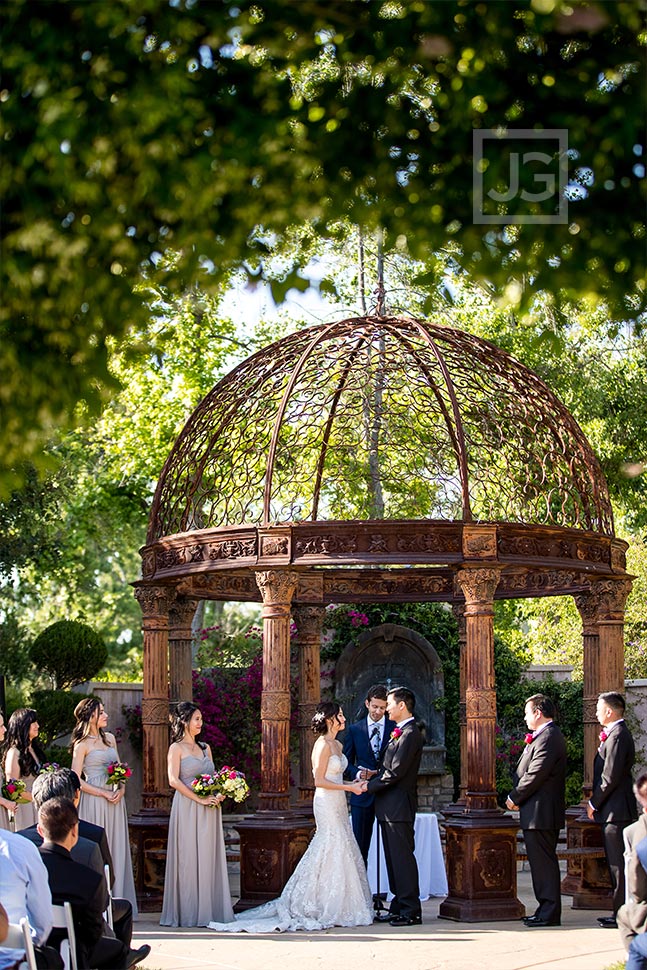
left=208, top=753, right=373, bottom=932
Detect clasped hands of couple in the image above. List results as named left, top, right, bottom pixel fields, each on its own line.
left=350, top=766, right=378, bottom=795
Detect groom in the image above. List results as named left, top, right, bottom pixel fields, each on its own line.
left=367, top=686, right=423, bottom=926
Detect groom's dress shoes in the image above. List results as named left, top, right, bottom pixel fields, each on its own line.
left=522, top=915, right=560, bottom=927
left=373, top=913, right=392, bottom=923
left=389, top=915, right=422, bottom=926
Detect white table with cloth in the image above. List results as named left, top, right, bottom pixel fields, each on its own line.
left=366, top=812, right=448, bottom=900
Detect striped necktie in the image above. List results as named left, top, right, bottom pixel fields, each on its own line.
left=371, top=725, right=381, bottom=759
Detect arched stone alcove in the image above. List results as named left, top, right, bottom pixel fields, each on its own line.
left=335, top=623, right=446, bottom=774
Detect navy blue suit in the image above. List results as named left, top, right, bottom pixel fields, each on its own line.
left=342, top=716, right=396, bottom=865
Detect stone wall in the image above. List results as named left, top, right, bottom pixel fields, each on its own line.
left=417, top=772, right=455, bottom=812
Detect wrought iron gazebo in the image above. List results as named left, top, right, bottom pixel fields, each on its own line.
left=134, top=316, right=631, bottom=919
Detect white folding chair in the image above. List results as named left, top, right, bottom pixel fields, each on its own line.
left=51, top=901, right=78, bottom=970
left=103, top=862, right=114, bottom=930
left=4, top=919, right=37, bottom=970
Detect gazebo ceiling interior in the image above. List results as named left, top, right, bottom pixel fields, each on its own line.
left=148, top=316, right=614, bottom=544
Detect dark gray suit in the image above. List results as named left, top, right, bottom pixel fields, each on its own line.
left=591, top=720, right=637, bottom=913
left=510, top=722, right=567, bottom=923
left=367, top=719, right=423, bottom=920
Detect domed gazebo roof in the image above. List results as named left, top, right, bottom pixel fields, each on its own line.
left=148, top=316, right=613, bottom=544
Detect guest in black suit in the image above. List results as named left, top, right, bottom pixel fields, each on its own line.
left=19, top=767, right=135, bottom=952
left=587, top=691, right=638, bottom=927
left=342, top=684, right=396, bottom=865
left=367, top=686, right=423, bottom=926
left=506, top=693, right=567, bottom=928
left=37, top=797, right=147, bottom=969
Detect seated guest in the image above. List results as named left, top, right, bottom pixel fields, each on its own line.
left=0, top=827, right=63, bottom=969
left=20, top=768, right=134, bottom=949
left=37, top=798, right=148, bottom=970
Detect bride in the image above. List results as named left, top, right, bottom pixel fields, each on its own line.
left=209, top=701, right=374, bottom=932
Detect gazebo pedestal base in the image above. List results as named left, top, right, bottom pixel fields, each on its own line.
left=233, top=811, right=316, bottom=912
left=561, top=805, right=613, bottom=910
left=129, top=809, right=170, bottom=913
left=439, top=812, right=524, bottom=922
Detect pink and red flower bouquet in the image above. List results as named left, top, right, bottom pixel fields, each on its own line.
left=106, top=761, right=132, bottom=786
left=1, top=778, right=29, bottom=804
left=213, top=766, right=250, bottom=803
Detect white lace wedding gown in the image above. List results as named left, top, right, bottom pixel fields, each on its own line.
left=208, top=753, right=373, bottom=932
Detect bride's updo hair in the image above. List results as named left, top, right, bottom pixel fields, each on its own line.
left=311, top=701, right=341, bottom=735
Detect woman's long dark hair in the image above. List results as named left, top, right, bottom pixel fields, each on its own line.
left=3, top=708, right=46, bottom=777
left=311, top=701, right=342, bottom=735
left=170, top=702, right=206, bottom=750
left=70, top=697, right=111, bottom=750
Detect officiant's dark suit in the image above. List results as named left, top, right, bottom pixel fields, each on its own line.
left=343, top=690, right=396, bottom=865
left=507, top=694, right=567, bottom=927
left=367, top=687, right=423, bottom=925
left=589, top=692, right=637, bottom=918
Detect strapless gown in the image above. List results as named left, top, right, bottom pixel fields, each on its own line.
left=160, top=750, right=234, bottom=927
left=78, top=745, right=138, bottom=915
left=209, top=753, right=373, bottom=932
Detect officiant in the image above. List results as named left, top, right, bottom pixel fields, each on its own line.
left=342, top=685, right=396, bottom=865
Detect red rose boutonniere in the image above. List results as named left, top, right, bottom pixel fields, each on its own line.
left=599, top=730, right=608, bottom=743
left=524, top=733, right=534, bottom=744
left=390, top=727, right=403, bottom=742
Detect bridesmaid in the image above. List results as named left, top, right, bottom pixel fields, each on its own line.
left=160, top=701, right=234, bottom=927
left=70, top=696, right=138, bottom=915
left=0, top=711, right=18, bottom=829
left=2, top=708, right=45, bottom=828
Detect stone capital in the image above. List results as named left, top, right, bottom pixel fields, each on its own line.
left=574, top=577, right=633, bottom=629
left=291, top=604, right=326, bottom=642
left=134, top=585, right=176, bottom=619
left=168, top=595, right=199, bottom=632
left=255, top=569, right=299, bottom=608
left=456, top=567, right=502, bottom=609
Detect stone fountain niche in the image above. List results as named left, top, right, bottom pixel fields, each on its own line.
left=335, top=623, right=446, bottom=774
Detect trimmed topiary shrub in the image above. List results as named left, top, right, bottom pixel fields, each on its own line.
left=30, top=620, right=108, bottom=689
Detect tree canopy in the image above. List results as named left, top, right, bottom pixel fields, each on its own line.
left=1, top=0, right=645, bottom=489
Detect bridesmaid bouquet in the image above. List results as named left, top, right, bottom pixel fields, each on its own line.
left=213, top=766, right=250, bottom=804
left=106, top=761, right=132, bottom=787
left=1, top=778, right=29, bottom=804
left=191, top=773, right=219, bottom=801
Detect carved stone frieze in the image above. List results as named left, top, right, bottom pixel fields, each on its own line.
left=135, top=585, right=176, bottom=618
left=295, top=572, right=324, bottom=603
left=207, top=538, right=256, bottom=561
left=260, top=535, right=290, bottom=557
left=191, top=573, right=259, bottom=598
left=465, top=688, right=497, bottom=718
left=610, top=541, right=627, bottom=572
left=260, top=690, right=291, bottom=720
left=141, top=550, right=155, bottom=578
left=326, top=573, right=450, bottom=599
left=463, top=526, right=497, bottom=559
left=156, top=547, right=185, bottom=570
left=297, top=702, right=318, bottom=728
left=368, top=534, right=389, bottom=553
left=457, top=567, right=502, bottom=606
left=141, top=697, right=170, bottom=725
left=295, top=534, right=358, bottom=556
left=498, top=569, right=580, bottom=595
left=582, top=697, right=598, bottom=724
left=255, top=569, right=299, bottom=606
left=396, top=533, right=460, bottom=554
left=187, top=544, right=204, bottom=564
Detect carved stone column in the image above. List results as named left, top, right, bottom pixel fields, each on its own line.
left=169, top=595, right=198, bottom=706
left=233, top=570, right=315, bottom=911
left=440, top=565, right=524, bottom=922
left=131, top=583, right=175, bottom=911
left=255, top=569, right=299, bottom=812
left=444, top=603, right=467, bottom=814
left=291, top=604, right=324, bottom=809
left=562, top=577, right=633, bottom=909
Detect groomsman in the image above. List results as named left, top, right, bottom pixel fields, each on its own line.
left=506, top=693, right=567, bottom=928
left=587, top=691, right=638, bottom=927
left=618, top=772, right=647, bottom=953
left=368, top=686, right=423, bottom=926
left=343, top=684, right=396, bottom=865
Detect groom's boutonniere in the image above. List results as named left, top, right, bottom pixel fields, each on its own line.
left=390, top=727, right=403, bottom=742
left=524, top=733, right=534, bottom=744
left=599, top=730, right=608, bottom=743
